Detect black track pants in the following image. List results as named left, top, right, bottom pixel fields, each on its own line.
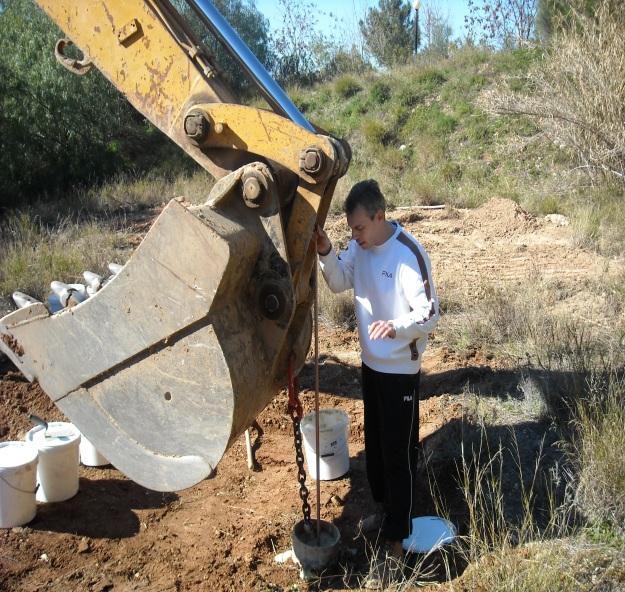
left=362, top=363, right=420, bottom=542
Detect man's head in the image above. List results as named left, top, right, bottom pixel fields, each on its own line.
left=344, top=180, right=389, bottom=249
left=344, top=179, right=386, bottom=218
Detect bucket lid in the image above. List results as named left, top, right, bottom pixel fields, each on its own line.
left=402, top=516, right=456, bottom=554
left=0, top=441, right=38, bottom=469
left=301, top=409, right=348, bottom=432
left=25, top=421, right=80, bottom=450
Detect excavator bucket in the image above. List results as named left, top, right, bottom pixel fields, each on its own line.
left=1, top=0, right=350, bottom=492
left=0, top=167, right=312, bottom=491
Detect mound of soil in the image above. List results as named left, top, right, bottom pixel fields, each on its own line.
left=465, top=197, right=539, bottom=237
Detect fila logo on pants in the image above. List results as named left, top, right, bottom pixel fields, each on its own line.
left=403, top=395, right=413, bottom=402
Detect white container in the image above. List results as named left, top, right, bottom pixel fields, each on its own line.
left=0, top=441, right=39, bottom=528
left=79, top=434, right=108, bottom=467
left=25, top=422, right=81, bottom=503
left=301, top=409, right=349, bottom=481
left=402, top=516, right=456, bottom=553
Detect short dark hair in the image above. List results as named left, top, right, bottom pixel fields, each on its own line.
left=344, top=179, right=386, bottom=218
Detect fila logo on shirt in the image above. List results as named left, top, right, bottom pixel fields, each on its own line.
left=403, top=395, right=413, bottom=402
left=382, top=270, right=393, bottom=279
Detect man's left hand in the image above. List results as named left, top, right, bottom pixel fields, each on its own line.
left=368, top=320, right=396, bottom=340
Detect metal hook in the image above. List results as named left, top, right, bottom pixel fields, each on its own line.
left=54, top=38, right=93, bottom=76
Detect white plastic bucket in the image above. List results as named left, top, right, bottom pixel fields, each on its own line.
left=79, top=434, right=108, bottom=467
left=0, top=441, right=39, bottom=528
left=301, top=409, right=349, bottom=481
left=25, top=422, right=81, bottom=503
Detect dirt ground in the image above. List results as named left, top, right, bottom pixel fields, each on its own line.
left=1, top=199, right=622, bottom=591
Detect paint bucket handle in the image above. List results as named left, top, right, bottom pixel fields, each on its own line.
left=0, top=474, right=39, bottom=495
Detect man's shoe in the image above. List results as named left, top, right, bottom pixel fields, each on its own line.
left=358, top=510, right=385, bottom=534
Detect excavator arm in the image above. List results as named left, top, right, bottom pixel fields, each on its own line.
left=0, top=0, right=350, bottom=491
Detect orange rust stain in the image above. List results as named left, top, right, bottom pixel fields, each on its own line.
left=1, top=334, right=24, bottom=357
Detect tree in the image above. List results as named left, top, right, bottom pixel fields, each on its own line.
left=422, top=2, right=453, bottom=57
left=359, top=0, right=413, bottom=68
left=0, top=0, right=150, bottom=206
left=270, top=0, right=326, bottom=86
left=314, top=44, right=371, bottom=79
left=465, top=0, right=538, bottom=47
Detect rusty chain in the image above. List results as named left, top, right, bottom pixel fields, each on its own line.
left=289, top=409, right=311, bottom=525
left=287, top=356, right=311, bottom=525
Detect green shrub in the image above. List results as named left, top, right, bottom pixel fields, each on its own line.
left=447, top=46, right=492, bottom=69
left=535, top=194, right=563, bottom=216
left=414, top=68, right=447, bottom=92
left=492, top=47, right=543, bottom=74
left=404, top=105, right=458, bottom=137
left=289, top=86, right=315, bottom=113
left=369, top=80, right=391, bottom=104
left=361, top=118, right=393, bottom=147
left=439, top=161, right=463, bottom=183
left=376, top=145, right=409, bottom=170
left=395, top=84, right=423, bottom=107
left=334, top=75, right=362, bottom=99
left=464, top=113, right=495, bottom=143
left=289, top=87, right=333, bottom=115
left=400, top=170, right=448, bottom=206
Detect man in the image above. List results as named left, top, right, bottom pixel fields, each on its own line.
left=315, top=179, right=439, bottom=575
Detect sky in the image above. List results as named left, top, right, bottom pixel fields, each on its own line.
left=254, top=0, right=471, bottom=43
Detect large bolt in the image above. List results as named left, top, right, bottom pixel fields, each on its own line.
left=259, top=284, right=285, bottom=320
left=243, top=177, right=261, bottom=201
left=264, top=293, right=280, bottom=315
left=300, top=147, right=325, bottom=176
left=183, top=109, right=209, bottom=143
left=242, top=175, right=264, bottom=208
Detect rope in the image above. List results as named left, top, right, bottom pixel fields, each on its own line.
left=314, top=252, right=321, bottom=543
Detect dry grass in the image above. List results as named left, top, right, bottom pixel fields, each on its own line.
left=317, top=279, right=356, bottom=331
left=77, top=169, right=214, bottom=211
left=572, top=373, right=625, bottom=536
left=417, top=380, right=625, bottom=591
left=0, top=169, right=215, bottom=308
left=0, top=211, right=131, bottom=303
left=478, top=0, right=625, bottom=256
left=569, top=185, right=625, bottom=257
left=440, top=275, right=625, bottom=374
left=443, top=539, right=625, bottom=591
left=429, top=267, right=625, bottom=589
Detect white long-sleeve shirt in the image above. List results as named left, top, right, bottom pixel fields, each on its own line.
left=319, top=222, right=438, bottom=374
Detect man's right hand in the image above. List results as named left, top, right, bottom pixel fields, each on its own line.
left=314, top=224, right=332, bottom=256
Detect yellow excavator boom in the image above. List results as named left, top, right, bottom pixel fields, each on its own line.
left=0, top=0, right=350, bottom=491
